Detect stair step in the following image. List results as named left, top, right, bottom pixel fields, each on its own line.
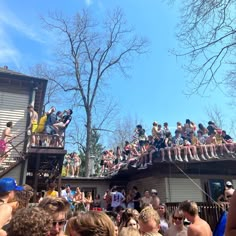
left=0, top=163, right=10, bottom=166
left=4, top=160, right=17, bottom=163
left=0, top=165, right=10, bottom=169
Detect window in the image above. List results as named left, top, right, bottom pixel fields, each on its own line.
left=208, top=179, right=225, bottom=201
left=81, top=187, right=97, bottom=199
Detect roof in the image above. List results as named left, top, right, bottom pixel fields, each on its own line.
left=0, top=66, right=47, bottom=81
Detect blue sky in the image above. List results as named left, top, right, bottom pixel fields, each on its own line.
left=0, top=0, right=235, bottom=146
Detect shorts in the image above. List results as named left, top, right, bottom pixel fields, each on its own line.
left=69, top=161, right=75, bottom=166
left=45, top=125, right=56, bottom=135
left=139, top=140, right=145, bottom=147
left=74, top=162, right=81, bottom=167
left=0, top=139, right=7, bottom=155
left=100, top=160, right=104, bottom=166
left=32, top=121, right=38, bottom=133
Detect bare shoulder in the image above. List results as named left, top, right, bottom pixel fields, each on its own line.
left=188, top=224, right=201, bottom=236
left=4, top=127, right=10, bottom=133
left=201, top=219, right=212, bottom=234
left=0, top=229, right=7, bottom=236
left=0, top=203, right=12, bottom=229
left=188, top=221, right=212, bottom=236
left=0, top=203, right=12, bottom=212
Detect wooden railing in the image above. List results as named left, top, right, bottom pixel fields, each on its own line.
left=28, top=133, right=65, bottom=149
left=166, top=202, right=229, bottom=231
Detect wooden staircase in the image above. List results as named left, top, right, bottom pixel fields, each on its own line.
left=0, top=133, right=27, bottom=178
left=0, top=133, right=66, bottom=184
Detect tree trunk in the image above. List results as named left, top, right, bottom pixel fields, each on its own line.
left=85, top=110, right=92, bottom=177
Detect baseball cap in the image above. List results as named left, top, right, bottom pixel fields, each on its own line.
left=226, top=181, right=233, bottom=187
left=0, top=178, right=23, bottom=192
left=151, top=189, right=158, bottom=194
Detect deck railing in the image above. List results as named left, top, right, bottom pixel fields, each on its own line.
left=28, top=133, right=65, bottom=149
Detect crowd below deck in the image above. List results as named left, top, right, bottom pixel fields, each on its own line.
left=1, top=177, right=236, bottom=236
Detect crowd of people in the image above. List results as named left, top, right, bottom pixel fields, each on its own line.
left=63, top=153, right=81, bottom=177
left=42, top=183, right=96, bottom=212
left=28, top=105, right=73, bottom=147
left=99, top=120, right=235, bottom=175
left=1, top=177, right=236, bottom=236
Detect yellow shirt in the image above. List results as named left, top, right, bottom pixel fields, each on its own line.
left=152, top=126, right=158, bottom=139
left=191, top=136, right=198, bottom=145
left=215, top=133, right=223, bottom=144
left=45, top=190, right=58, bottom=198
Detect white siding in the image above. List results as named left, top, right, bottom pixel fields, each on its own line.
left=68, top=180, right=110, bottom=208
left=166, top=177, right=203, bottom=202
left=232, top=179, right=236, bottom=188
left=2, top=163, right=23, bottom=183
left=0, top=91, right=29, bottom=158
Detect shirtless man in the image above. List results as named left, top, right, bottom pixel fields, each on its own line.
left=150, top=189, right=160, bottom=211
left=0, top=122, right=14, bottom=161
left=179, top=200, right=212, bottom=236
left=27, top=105, right=38, bottom=146
left=141, top=190, right=152, bottom=208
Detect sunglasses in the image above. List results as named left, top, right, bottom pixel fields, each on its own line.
left=173, top=216, right=183, bottom=221
left=52, top=220, right=66, bottom=227
left=226, top=195, right=232, bottom=199
left=128, top=223, right=137, bottom=227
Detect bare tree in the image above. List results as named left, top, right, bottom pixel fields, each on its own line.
left=205, top=105, right=224, bottom=128
left=30, top=64, right=63, bottom=111
left=226, top=67, right=236, bottom=103
left=205, top=105, right=236, bottom=138
left=41, top=8, right=148, bottom=176
left=228, top=118, right=236, bottom=139
left=108, top=115, right=142, bottom=149
left=171, top=0, right=236, bottom=97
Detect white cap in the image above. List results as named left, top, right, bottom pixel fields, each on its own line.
left=151, top=189, right=157, bottom=194
left=226, top=181, right=233, bottom=187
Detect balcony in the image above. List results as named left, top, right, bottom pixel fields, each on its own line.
left=27, top=133, right=66, bottom=155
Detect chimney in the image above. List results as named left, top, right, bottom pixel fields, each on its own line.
left=3, top=65, right=8, bottom=70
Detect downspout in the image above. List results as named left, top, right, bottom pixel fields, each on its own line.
left=19, top=84, right=37, bottom=184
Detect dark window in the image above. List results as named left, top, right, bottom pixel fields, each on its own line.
left=208, top=179, right=225, bottom=201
